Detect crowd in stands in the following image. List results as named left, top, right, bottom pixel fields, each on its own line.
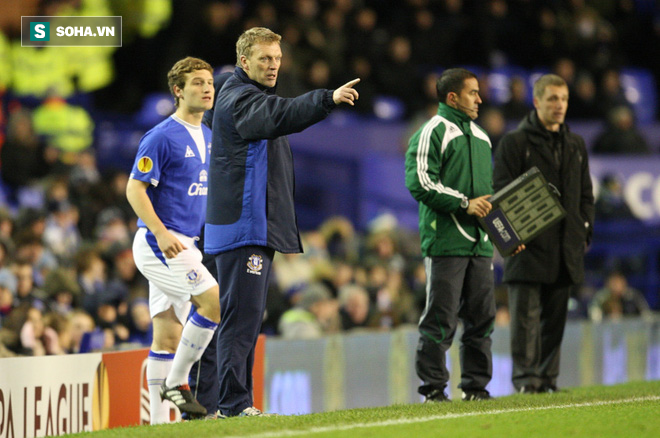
left=1, top=0, right=659, bottom=355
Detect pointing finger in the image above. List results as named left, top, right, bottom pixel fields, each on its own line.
left=343, top=78, right=361, bottom=88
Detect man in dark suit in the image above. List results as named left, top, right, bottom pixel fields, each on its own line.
left=493, top=74, right=594, bottom=394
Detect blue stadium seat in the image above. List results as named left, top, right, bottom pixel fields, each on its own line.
left=136, top=92, right=175, bottom=127
left=79, top=329, right=106, bottom=353
left=487, top=65, right=529, bottom=105
left=372, top=95, right=405, bottom=122
left=620, top=68, right=657, bottom=125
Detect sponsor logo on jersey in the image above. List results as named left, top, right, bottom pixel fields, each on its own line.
left=185, top=145, right=195, bottom=158
left=247, top=254, right=263, bottom=275
left=199, top=170, right=207, bottom=182
left=188, top=183, right=208, bottom=196
left=137, top=156, right=153, bottom=173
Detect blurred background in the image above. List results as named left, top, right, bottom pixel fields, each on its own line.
left=0, top=0, right=659, bottom=357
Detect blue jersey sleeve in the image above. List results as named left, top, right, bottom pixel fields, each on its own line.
left=130, top=129, right=166, bottom=186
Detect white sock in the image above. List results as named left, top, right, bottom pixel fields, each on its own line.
left=147, top=350, right=174, bottom=424
left=165, top=312, right=217, bottom=388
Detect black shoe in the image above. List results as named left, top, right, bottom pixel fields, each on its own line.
left=518, top=385, right=538, bottom=394
left=462, top=389, right=492, bottom=401
left=424, top=388, right=450, bottom=403
left=538, top=384, right=560, bottom=394
left=160, top=382, right=207, bottom=418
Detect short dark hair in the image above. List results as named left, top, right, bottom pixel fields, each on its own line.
left=436, top=68, right=478, bottom=104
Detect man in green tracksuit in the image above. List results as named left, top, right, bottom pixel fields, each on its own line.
left=405, top=68, right=496, bottom=402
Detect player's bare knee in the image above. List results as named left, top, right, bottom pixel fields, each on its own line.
left=193, top=286, right=220, bottom=323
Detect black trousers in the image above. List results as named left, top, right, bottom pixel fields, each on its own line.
left=416, top=256, right=495, bottom=396
left=508, top=281, right=570, bottom=391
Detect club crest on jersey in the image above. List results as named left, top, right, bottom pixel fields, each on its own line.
left=247, top=254, right=263, bottom=275
left=186, top=269, right=202, bottom=285
left=137, top=156, right=153, bottom=173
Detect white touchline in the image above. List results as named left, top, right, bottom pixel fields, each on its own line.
left=222, top=396, right=660, bottom=438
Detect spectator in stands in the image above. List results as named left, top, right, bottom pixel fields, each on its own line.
left=43, top=312, right=72, bottom=355
left=13, top=230, right=57, bottom=288
left=594, top=173, right=637, bottom=222
left=43, top=267, right=81, bottom=317
left=553, top=58, right=577, bottom=95
left=94, top=207, right=131, bottom=251
left=68, top=152, right=103, bottom=240
left=502, top=76, right=530, bottom=121
left=127, top=297, right=152, bottom=346
left=338, top=283, right=373, bottom=331
left=126, top=57, right=220, bottom=422
left=0, top=272, right=15, bottom=326
left=533, top=6, right=570, bottom=67
left=320, top=6, right=348, bottom=80
left=494, top=74, right=594, bottom=394
left=589, top=270, right=652, bottom=321
left=319, top=216, right=359, bottom=264
left=1, top=302, right=58, bottom=356
left=568, top=72, right=601, bottom=120
left=43, top=199, right=81, bottom=263
left=11, top=257, right=47, bottom=311
left=0, top=209, right=13, bottom=241
left=377, top=35, right=424, bottom=119
left=405, top=68, right=505, bottom=403
left=410, top=7, right=443, bottom=69
left=205, top=26, right=360, bottom=418
left=592, top=106, right=651, bottom=155
left=0, top=235, right=15, bottom=285
left=567, top=284, right=595, bottom=320
left=31, top=90, right=95, bottom=167
left=14, top=209, right=47, bottom=244
left=0, top=109, right=58, bottom=200
left=67, top=309, right=95, bottom=354
left=105, top=242, right=148, bottom=303
left=347, top=7, right=388, bottom=67
left=278, top=282, right=339, bottom=339
left=304, top=59, right=333, bottom=92
left=598, top=69, right=630, bottom=119
left=480, top=107, right=507, bottom=149
left=75, top=246, right=108, bottom=317
left=371, top=268, right=417, bottom=329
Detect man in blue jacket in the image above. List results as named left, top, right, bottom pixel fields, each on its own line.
left=206, top=27, right=359, bottom=417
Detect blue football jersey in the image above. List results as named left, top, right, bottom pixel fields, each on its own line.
left=130, top=115, right=212, bottom=238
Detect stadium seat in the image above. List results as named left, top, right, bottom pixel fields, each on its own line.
left=136, top=92, right=175, bottom=127
left=487, top=65, right=529, bottom=105
left=620, top=68, right=657, bottom=125
left=372, top=95, right=405, bottom=122
left=79, top=329, right=106, bottom=353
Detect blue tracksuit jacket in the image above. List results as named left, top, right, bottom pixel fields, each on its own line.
left=205, top=67, right=336, bottom=254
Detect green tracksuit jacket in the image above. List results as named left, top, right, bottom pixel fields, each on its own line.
left=405, top=103, right=494, bottom=257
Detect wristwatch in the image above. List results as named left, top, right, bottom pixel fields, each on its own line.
left=460, top=196, right=469, bottom=209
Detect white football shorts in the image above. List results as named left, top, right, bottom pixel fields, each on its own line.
left=132, top=227, right=217, bottom=324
